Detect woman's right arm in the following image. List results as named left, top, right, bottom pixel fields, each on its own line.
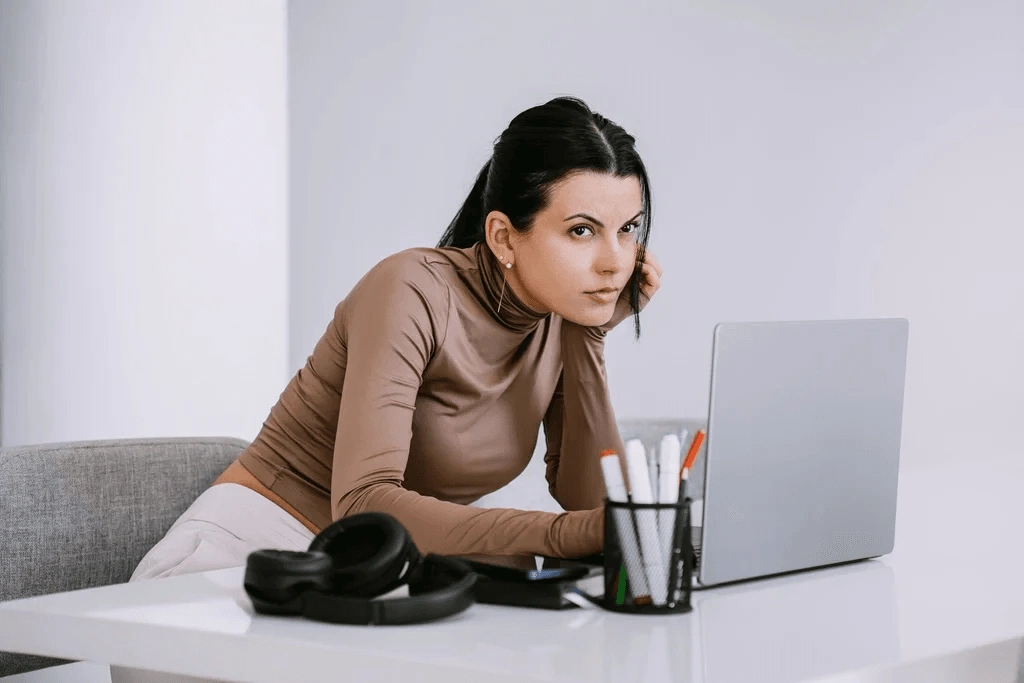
left=329, top=251, right=602, bottom=558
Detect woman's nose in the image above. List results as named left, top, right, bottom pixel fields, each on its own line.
left=595, top=234, right=630, bottom=274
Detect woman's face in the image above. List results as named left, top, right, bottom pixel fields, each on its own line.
left=487, top=171, right=643, bottom=327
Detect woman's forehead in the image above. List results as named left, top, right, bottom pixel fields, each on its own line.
left=544, top=172, right=643, bottom=221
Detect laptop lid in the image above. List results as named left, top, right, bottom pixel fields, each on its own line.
left=697, top=318, right=909, bottom=587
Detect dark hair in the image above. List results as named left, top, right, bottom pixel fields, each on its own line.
left=436, top=96, right=653, bottom=339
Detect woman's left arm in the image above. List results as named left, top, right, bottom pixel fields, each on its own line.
left=542, top=324, right=626, bottom=510
left=543, top=251, right=663, bottom=510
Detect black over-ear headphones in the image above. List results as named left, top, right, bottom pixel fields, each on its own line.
left=243, top=511, right=476, bottom=625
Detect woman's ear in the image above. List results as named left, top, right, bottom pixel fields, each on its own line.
left=483, top=210, right=515, bottom=262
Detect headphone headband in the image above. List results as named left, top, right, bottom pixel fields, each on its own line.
left=301, top=556, right=475, bottom=625
left=245, top=513, right=476, bottom=626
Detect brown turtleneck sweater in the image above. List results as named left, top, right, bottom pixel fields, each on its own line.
left=236, top=242, right=627, bottom=558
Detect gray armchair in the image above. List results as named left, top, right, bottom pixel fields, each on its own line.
left=0, top=437, right=245, bottom=678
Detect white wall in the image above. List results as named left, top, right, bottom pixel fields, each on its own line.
left=288, top=0, right=1023, bottom=478
left=0, top=0, right=289, bottom=447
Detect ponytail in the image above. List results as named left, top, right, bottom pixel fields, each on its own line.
left=436, top=159, right=491, bottom=249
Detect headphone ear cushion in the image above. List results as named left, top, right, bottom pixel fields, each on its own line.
left=244, top=549, right=332, bottom=615
left=309, top=512, right=420, bottom=598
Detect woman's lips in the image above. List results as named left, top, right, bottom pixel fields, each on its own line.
left=585, top=289, right=619, bottom=303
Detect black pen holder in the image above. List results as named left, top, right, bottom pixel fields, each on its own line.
left=600, top=498, right=693, bottom=614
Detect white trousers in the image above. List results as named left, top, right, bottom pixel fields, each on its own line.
left=110, top=484, right=315, bottom=683
left=129, top=483, right=315, bottom=582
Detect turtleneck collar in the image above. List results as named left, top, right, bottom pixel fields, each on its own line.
left=472, top=242, right=549, bottom=333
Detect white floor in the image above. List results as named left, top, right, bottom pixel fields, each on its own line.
left=5, top=662, right=110, bottom=683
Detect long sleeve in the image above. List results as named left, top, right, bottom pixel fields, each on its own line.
left=330, top=253, right=603, bottom=558
left=543, top=320, right=627, bottom=511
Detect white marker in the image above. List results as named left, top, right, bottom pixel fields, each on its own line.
left=600, top=451, right=651, bottom=603
left=657, top=433, right=683, bottom=575
left=625, top=438, right=668, bottom=605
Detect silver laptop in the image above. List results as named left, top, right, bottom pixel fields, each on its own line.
left=691, top=318, right=910, bottom=589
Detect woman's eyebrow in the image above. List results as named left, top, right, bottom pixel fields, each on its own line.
left=564, top=210, right=644, bottom=229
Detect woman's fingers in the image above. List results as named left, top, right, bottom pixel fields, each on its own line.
left=645, top=250, right=663, bottom=278
left=629, top=249, right=661, bottom=303
left=641, top=261, right=661, bottom=297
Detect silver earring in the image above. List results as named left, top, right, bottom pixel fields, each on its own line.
left=497, top=262, right=512, bottom=314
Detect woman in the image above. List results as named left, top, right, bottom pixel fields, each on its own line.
left=129, top=96, right=662, bottom=581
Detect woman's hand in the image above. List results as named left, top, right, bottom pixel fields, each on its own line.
left=599, top=249, right=662, bottom=334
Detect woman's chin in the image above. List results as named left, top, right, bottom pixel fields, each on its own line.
left=558, top=305, right=615, bottom=328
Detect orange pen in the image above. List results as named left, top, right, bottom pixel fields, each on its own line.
left=681, top=430, right=705, bottom=478
left=677, top=429, right=706, bottom=501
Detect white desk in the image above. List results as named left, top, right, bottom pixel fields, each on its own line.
left=2, top=455, right=1023, bottom=683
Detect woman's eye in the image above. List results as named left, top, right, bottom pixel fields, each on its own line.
left=621, top=222, right=639, bottom=234
left=570, top=225, right=593, bottom=237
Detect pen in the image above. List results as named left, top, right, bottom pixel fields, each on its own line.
left=624, top=438, right=669, bottom=605
left=656, top=433, right=682, bottom=582
left=664, top=486, right=692, bottom=606
left=677, top=429, right=706, bottom=503
left=663, top=429, right=705, bottom=605
left=600, top=449, right=652, bottom=605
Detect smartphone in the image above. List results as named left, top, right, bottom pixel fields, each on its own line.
left=453, top=554, right=594, bottom=583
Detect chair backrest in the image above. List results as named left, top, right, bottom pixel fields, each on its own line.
left=0, top=437, right=246, bottom=677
